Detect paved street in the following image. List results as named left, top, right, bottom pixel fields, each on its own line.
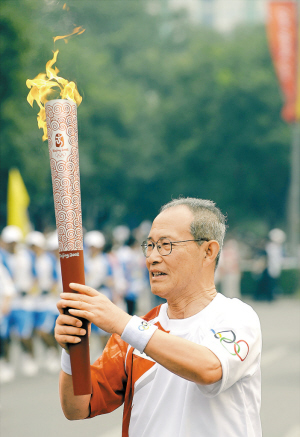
left=254, top=297, right=300, bottom=437
left=1, top=296, right=299, bottom=437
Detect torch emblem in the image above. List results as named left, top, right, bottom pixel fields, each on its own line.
left=55, top=133, right=64, bottom=147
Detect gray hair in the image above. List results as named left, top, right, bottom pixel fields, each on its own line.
left=160, top=197, right=227, bottom=266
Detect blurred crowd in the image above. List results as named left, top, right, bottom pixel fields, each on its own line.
left=0, top=222, right=152, bottom=384
left=216, top=228, right=292, bottom=302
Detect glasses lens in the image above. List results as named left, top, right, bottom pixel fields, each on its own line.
left=142, top=241, right=153, bottom=257
left=157, top=238, right=172, bottom=255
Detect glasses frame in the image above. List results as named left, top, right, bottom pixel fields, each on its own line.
left=141, top=237, right=209, bottom=258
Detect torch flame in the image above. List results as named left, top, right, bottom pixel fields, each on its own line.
left=53, top=26, right=85, bottom=44
left=26, top=49, right=82, bottom=141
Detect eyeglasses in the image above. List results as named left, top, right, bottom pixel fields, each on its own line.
left=141, top=237, right=209, bottom=258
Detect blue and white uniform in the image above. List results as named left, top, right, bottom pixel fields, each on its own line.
left=33, top=251, right=59, bottom=333
left=7, top=247, right=36, bottom=339
left=0, top=263, right=16, bottom=340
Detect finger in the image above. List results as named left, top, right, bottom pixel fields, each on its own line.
left=60, top=299, right=90, bottom=312
left=55, top=324, right=86, bottom=337
left=56, top=334, right=82, bottom=345
left=57, top=298, right=89, bottom=311
left=57, top=300, right=66, bottom=314
left=68, top=308, right=93, bottom=322
left=69, top=283, right=99, bottom=297
left=56, top=313, right=83, bottom=327
left=60, top=292, right=91, bottom=303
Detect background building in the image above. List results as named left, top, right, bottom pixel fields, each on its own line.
left=168, top=0, right=268, bottom=31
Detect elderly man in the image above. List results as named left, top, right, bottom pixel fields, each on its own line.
left=55, top=198, right=262, bottom=437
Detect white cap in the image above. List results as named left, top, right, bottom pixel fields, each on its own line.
left=84, top=231, right=105, bottom=249
left=46, top=231, right=59, bottom=251
left=113, top=225, right=130, bottom=244
left=25, top=231, right=46, bottom=249
left=269, top=228, right=286, bottom=244
left=1, top=226, right=23, bottom=243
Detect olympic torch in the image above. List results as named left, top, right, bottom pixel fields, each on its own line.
left=26, top=44, right=92, bottom=395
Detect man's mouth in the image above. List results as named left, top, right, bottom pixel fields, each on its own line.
left=152, top=272, right=167, bottom=277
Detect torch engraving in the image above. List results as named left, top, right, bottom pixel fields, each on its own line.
left=46, top=100, right=83, bottom=252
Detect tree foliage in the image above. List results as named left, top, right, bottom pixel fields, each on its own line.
left=0, top=0, right=290, bottom=236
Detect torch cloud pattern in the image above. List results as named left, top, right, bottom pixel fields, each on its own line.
left=45, top=100, right=83, bottom=252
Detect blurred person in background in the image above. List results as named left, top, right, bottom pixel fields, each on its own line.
left=46, top=231, right=63, bottom=354
left=112, top=225, right=150, bottom=314
left=216, top=237, right=241, bottom=299
left=104, top=239, right=127, bottom=311
left=252, top=238, right=269, bottom=301
left=84, top=231, right=114, bottom=349
left=265, top=228, right=286, bottom=298
left=1, top=225, right=38, bottom=376
left=119, top=234, right=149, bottom=316
left=46, top=231, right=62, bottom=296
left=135, top=222, right=154, bottom=301
left=54, top=197, right=262, bottom=437
left=113, top=225, right=131, bottom=252
left=26, top=231, right=60, bottom=373
left=112, top=226, right=136, bottom=311
left=0, top=262, right=16, bottom=383
left=253, top=229, right=286, bottom=302
left=134, top=221, right=163, bottom=309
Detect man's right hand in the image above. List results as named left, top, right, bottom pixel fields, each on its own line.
left=54, top=302, right=87, bottom=350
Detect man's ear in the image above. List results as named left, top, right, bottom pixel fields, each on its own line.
left=203, top=241, right=220, bottom=266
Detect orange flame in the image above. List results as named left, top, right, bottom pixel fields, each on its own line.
left=26, top=49, right=82, bottom=141
left=53, top=26, right=85, bottom=44
left=26, top=4, right=85, bottom=142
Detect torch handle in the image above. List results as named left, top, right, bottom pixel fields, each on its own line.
left=60, top=250, right=92, bottom=396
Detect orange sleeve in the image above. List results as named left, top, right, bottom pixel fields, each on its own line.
left=88, top=334, right=128, bottom=418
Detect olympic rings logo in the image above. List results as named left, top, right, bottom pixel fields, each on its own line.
left=211, top=329, right=249, bottom=361
left=138, top=321, right=150, bottom=331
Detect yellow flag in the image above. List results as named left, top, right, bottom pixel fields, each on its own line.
left=7, top=169, right=31, bottom=236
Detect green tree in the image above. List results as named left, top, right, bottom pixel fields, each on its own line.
left=0, top=0, right=291, bottom=238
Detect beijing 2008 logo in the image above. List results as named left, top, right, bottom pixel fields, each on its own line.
left=55, top=133, right=64, bottom=147
left=138, top=321, right=150, bottom=331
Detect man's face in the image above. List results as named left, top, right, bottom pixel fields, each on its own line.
left=89, top=246, right=102, bottom=257
left=146, top=206, right=206, bottom=301
left=30, top=244, right=43, bottom=256
left=6, top=242, right=17, bottom=254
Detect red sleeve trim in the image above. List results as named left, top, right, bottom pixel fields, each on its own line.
left=88, top=334, right=128, bottom=418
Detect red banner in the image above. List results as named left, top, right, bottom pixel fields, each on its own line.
left=267, top=2, right=298, bottom=123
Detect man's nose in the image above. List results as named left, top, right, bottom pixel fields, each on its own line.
left=147, top=244, right=162, bottom=263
